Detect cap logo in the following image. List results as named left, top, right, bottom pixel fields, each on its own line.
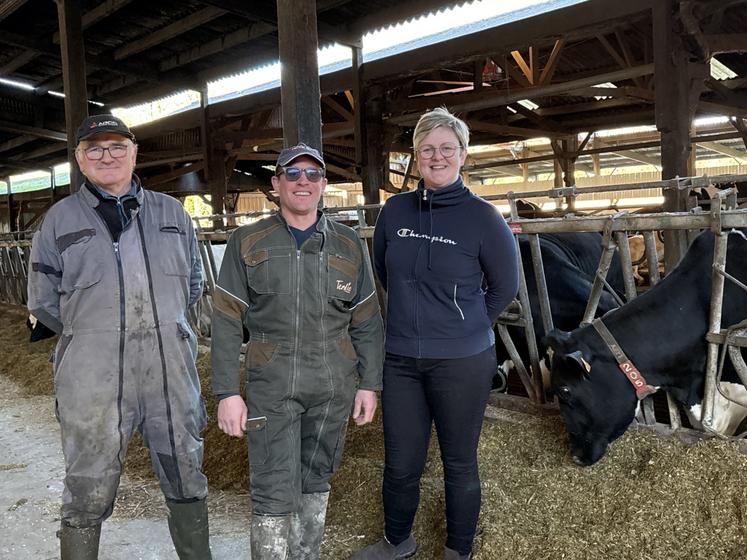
left=90, top=120, right=119, bottom=129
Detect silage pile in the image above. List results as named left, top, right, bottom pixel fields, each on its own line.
left=2, top=303, right=746, bottom=559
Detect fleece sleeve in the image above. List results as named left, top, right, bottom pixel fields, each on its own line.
left=479, top=209, right=519, bottom=323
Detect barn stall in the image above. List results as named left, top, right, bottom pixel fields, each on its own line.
left=2, top=174, right=747, bottom=558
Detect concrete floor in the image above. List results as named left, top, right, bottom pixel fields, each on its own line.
left=0, top=379, right=250, bottom=560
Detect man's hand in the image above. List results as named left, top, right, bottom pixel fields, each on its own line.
left=351, top=389, right=377, bottom=426
left=217, top=395, right=248, bottom=437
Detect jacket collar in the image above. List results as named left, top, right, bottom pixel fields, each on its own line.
left=79, top=174, right=143, bottom=207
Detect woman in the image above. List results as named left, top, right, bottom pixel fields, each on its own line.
left=352, top=107, right=518, bottom=560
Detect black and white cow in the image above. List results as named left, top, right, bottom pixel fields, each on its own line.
left=495, top=232, right=625, bottom=389
left=545, top=228, right=747, bottom=466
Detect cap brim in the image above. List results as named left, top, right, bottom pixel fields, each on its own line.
left=278, top=152, right=325, bottom=168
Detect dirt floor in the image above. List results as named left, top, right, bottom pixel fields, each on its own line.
left=3, top=303, right=747, bottom=559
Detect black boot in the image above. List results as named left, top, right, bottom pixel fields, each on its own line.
left=59, top=522, right=101, bottom=560
left=166, top=498, right=213, bottom=560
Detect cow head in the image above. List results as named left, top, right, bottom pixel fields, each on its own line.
left=545, top=329, right=638, bottom=466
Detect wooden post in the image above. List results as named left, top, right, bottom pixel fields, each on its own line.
left=277, top=0, right=322, bottom=151
left=654, top=0, right=708, bottom=271
left=361, top=84, right=385, bottom=224
left=55, top=0, right=88, bottom=193
left=5, top=177, right=13, bottom=233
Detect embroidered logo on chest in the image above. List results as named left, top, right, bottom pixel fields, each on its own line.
left=396, top=228, right=457, bottom=245
left=336, top=280, right=353, bottom=294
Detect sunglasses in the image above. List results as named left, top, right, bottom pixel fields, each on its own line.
left=277, top=166, right=325, bottom=183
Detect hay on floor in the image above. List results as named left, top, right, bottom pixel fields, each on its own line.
left=2, top=303, right=747, bottom=559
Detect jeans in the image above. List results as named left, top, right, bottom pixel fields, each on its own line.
left=381, top=346, right=496, bottom=555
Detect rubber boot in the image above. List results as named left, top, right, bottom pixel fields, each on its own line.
left=289, top=492, right=329, bottom=560
left=251, top=513, right=291, bottom=560
left=59, top=522, right=101, bottom=560
left=166, top=498, right=213, bottom=560
left=444, top=546, right=471, bottom=560
left=350, top=534, right=417, bottom=559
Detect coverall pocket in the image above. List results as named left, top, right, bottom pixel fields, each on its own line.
left=328, top=254, right=357, bottom=303
left=335, top=337, right=357, bottom=363
left=159, top=222, right=190, bottom=277
left=246, top=340, right=279, bottom=371
left=246, top=416, right=268, bottom=466
left=244, top=248, right=291, bottom=294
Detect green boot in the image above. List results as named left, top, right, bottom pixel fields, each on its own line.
left=166, top=498, right=213, bottom=559
left=59, top=522, right=101, bottom=560
left=251, top=513, right=291, bottom=560
left=289, top=492, right=330, bottom=560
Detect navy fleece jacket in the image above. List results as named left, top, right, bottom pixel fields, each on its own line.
left=373, top=177, right=518, bottom=359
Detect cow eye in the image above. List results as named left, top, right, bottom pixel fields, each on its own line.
left=557, top=385, right=572, bottom=401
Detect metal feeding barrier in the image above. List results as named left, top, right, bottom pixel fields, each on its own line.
left=3, top=174, right=747, bottom=441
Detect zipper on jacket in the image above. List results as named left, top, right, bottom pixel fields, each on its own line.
left=113, top=240, right=127, bottom=473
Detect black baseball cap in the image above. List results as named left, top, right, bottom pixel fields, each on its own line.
left=275, top=143, right=325, bottom=173
left=76, top=114, right=135, bottom=145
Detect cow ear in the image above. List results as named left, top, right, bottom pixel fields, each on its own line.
left=543, top=329, right=571, bottom=354
left=567, top=350, right=592, bottom=378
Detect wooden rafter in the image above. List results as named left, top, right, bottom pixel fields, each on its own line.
left=322, top=95, right=354, bottom=122
left=53, top=0, right=135, bottom=44
left=114, top=7, right=227, bottom=61
left=538, top=39, right=565, bottom=85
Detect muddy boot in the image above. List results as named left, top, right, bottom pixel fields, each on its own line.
left=444, top=546, right=471, bottom=560
left=350, top=534, right=417, bottom=559
left=289, top=492, right=329, bottom=560
left=251, top=513, right=291, bottom=560
left=59, top=522, right=101, bottom=560
left=166, top=498, right=213, bottom=559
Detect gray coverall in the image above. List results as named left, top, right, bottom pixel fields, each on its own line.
left=27, top=184, right=207, bottom=528
left=211, top=212, right=383, bottom=515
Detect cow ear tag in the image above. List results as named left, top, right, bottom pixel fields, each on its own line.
left=568, top=350, right=592, bottom=376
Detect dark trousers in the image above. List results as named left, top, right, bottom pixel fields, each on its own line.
left=381, top=346, right=496, bottom=555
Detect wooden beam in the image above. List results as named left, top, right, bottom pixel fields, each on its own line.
left=277, top=0, right=322, bottom=150
left=55, top=0, right=88, bottom=192
left=148, top=163, right=205, bottom=187
left=0, top=0, right=27, bottom=23
left=387, top=64, right=655, bottom=123
left=0, top=120, right=66, bottom=141
left=0, top=135, right=36, bottom=153
left=114, top=7, right=227, bottom=61
left=538, top=39, right=565, bottom=85
left=0, top=50, right=38, bottom=74
left=697, top=141, right=747, bottom=164
left=704, top=33, right=747, bottom=54
left=469, top=120, right=567, bottom=140
left=53, top=0, right=135, bottom=44
left=511, top=50, right=534, bottom=85
left=322, top=95, right=354, bottom=122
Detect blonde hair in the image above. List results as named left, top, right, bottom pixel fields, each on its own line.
left=413, top=107, right=470, bottom=151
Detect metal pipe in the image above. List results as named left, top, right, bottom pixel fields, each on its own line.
left=702, top=232, right=729, bottom=430
left=613, top=231, right=637, bottom=302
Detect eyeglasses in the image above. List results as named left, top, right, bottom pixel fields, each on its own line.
left=81, top=144, right=130, bottom=161
left=416, top=143, right=462, bottom=159
left=277, top=166, right=325, bottom=183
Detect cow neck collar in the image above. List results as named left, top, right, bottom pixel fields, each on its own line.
left=591, top=318, right=657, bottom=400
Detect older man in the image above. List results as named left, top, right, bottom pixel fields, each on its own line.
left=27, top=115, right=211, bottom=559
left=211, top=143, right=384, bottom=559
